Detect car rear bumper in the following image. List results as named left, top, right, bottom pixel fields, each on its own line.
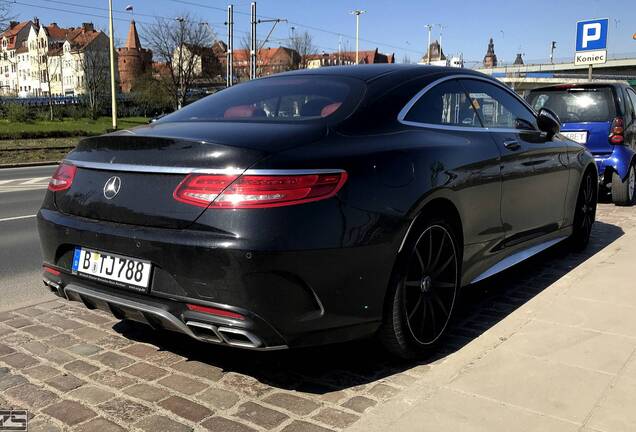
left=595, top=145, right=635, bottom=183
left=37, top=208, right=391, bottom=349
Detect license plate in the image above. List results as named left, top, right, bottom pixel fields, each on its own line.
left=562, top=131, right=588, bottom=144
left=72, top=247, right=152, bottom=292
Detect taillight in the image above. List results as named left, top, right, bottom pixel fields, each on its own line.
left=48, top=163, right=77, bottom=192
left=173, top=171, right=347, bottom=209
left=610, top=117, right=625, bottom=144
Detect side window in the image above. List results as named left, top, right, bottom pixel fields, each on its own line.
left=627, top=89, right=636, bottom=120
left=460, top=79, right=537, bottom=131
left=404, top=79, right=482, bottom=128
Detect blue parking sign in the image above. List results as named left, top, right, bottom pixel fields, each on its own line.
left=576, top=18, right=608, bottom=52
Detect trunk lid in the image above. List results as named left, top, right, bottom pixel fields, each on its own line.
left=57, top=122, right=326, bottom=229
left=561, top=121, right=613, bottom=156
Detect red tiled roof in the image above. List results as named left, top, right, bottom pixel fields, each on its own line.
left=68, top=31, right=101, bottom=50
left=1, top=21, right=31, bottom=50
left=305, top=49, right=394, bottom=65
left=44, top=24, right=69, bottom=40
left=231, top=47, right=297, bottom=64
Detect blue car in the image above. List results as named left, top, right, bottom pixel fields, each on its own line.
left=528, top=83, right=636, bottom=205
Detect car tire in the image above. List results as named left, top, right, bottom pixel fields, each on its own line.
left=611, top=162, right=636, bottom=206
left=570, top=168, right=597, bottom=250
left=379, top=216, right=461, bottom=359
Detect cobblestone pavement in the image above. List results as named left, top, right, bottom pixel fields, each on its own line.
left=0, top=203, right=634, bottom=432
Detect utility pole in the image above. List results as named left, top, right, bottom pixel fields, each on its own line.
left=438, top=24, right=446, bottom=62
left=425, top=24, right=432, bottom=64
left=250, top=2, right=256, bottom=79
left=550, top=41, right=557, bottom=64
left=108, top=0, right=117, bottom=129
left=226, top=4, right=234, bottom=86
left=350, top=10, right=366, bottom=64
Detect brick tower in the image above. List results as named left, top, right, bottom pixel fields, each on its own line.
left=117, top=20, right=152, bottom=93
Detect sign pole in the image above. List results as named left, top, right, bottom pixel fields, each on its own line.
left=588, top=64, right=593, bottom=80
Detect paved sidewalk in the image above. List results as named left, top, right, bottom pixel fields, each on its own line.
left=352, top=205, right=636, bottom=432
left=0, top=204, right=634, bottom=432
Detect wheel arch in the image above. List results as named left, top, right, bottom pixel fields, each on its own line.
left=398, top=196, right=464, bottom=256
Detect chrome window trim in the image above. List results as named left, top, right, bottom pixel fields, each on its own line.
left=397, top=74, right=539, bottom=133
left=65, top=160, right=345, bottom=176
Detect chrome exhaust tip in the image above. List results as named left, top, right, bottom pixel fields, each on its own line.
left=185, top=321, right=223, bottom=343
left=217, top=327, right=262, bottom=348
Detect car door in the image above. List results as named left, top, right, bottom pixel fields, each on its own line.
left=624, top=87, right=636, bottom=151
left=459, top=78, right=571, bottom=246
left=399, top=78, right=504, bottom=264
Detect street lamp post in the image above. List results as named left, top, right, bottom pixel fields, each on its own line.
left=350, top=10, right=366, bottom=64
left=425, top=24, right=432, bottom=64
left=107, top=0, right=117, bottom=129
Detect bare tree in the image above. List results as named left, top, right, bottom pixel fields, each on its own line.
left=143, top=14, right=216, bottom=109
left=77, top=41, right=111, bottom=119
left=288, top=30, right=315, bottom=69
left=35, top=42, right=56, bottom=120
left=0, top=0, right=15, bottom=31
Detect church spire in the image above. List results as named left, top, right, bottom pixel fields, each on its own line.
left=125, top=19, right=141, bottom=50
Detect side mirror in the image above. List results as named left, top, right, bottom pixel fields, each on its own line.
left=537, top=108, right=560, bottom=137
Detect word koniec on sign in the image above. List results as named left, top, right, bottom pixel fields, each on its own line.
left=575, top=50, right=607, bottom=65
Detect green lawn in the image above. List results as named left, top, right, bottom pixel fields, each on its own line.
left=0, top=116, right=149, bottom=135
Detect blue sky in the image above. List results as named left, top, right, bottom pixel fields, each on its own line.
left=9, top=0, right=636, bottom=66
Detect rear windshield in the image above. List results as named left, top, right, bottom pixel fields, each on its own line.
left=527, top=87, right=616, bottom=123
left=160, top=76, right=365, bottom=123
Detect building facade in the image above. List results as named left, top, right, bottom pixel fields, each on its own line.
left=0, top=19, right=112, bottom=97
left=306, top=48, right=395, bottom=68
left=230, top=47, right=300, bottom=79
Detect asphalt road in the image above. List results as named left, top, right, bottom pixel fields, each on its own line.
left=0, top=165, right=58, bottom=312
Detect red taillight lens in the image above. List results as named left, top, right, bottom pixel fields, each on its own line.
left=186, top=303, right=245, bottom=320
left=173, top=171, right=347, bottom=209
left=48, top=163, right=77, bottom=192
left=610, top=117, right=625, bottom=145
left=173, top=174, right=239, bottom=207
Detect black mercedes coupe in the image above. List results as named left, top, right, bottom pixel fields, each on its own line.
left=38, top=65, right=597, bottom=358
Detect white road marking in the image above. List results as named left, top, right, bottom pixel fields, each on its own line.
left=20, top=176, right=50, bottom=185
left=0, top=214, right=37, bottom=222
left=0, top=177, right=50, bottom=193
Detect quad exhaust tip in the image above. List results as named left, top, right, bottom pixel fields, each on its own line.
left=185, top=321, right=262, bottom=348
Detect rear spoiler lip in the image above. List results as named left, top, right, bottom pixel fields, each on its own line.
left=64, top=160, right=345, bottom=177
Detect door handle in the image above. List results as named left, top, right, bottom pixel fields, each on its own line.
left=503, top=139, right=521, bottom=151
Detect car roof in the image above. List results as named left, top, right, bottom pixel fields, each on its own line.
left=271, top=64, right=486, bottom=83
left=530, top=82, right=629, bottom=92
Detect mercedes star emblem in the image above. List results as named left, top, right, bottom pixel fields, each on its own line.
left=103, top=176, right=122, bottom=200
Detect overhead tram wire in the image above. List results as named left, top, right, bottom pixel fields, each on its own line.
left=13, top=0, right=304, bottom=52
left=161, top=0, right=422, bottom=56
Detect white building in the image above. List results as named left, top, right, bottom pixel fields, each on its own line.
left=0, top=20, right=111, bottom=97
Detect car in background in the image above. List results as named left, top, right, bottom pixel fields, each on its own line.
left=528, top=83, right=636, bottom=206
left=39, top=66, right=597, bottom=359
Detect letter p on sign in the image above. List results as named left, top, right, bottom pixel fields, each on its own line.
left=582, top=23, right=601, bottom=48
left=576, top=18, right=608, bottom=52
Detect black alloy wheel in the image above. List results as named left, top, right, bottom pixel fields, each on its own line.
left=380, top=219, right=460, bottom=358
left=571, top=169, right=597, bottom=249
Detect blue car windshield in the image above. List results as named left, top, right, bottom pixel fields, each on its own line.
left=528, top=87, right=616, bottom=123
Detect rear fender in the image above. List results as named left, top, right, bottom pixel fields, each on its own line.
left=603, top=145, right=636, bottom=180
